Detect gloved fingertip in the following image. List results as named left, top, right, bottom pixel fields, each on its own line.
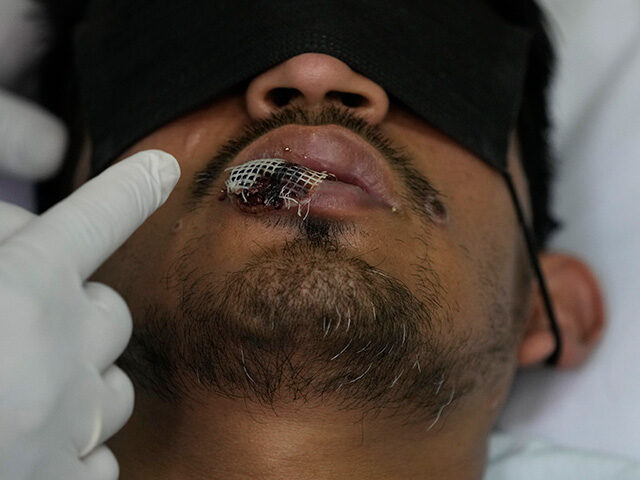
left=136, top=150, right=181, bottom=204
left=157, top=150, right=181, bottom=202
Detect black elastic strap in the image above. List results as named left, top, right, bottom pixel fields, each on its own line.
left=502, top=171, right=562, bottom=366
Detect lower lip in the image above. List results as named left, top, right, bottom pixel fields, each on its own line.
left=227, top=181, right=391, bottom=218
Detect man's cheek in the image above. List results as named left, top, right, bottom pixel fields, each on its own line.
left=88, top=210, right=183, bottom=307
left=426, top=239, right=488, bottom=333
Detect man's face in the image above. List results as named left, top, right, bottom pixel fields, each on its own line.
left=88, top=54, right=533, bottom=426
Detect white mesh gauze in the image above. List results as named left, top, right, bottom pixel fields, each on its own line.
left=225, top=158, right=333, bottom=217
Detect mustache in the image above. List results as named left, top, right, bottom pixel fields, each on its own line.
left=186, top=104, right=445, bottom=222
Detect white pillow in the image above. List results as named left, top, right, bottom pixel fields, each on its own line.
left=498, top=0, right=640, bottom=460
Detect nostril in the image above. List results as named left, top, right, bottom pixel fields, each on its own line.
left=326, top=91, right=368, bottom=108
left=267, top=87, right=302, bottom=107
left=264, top=87, right=370, bottom=110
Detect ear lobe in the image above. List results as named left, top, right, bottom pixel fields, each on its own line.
left=517, top=253, right=606, bottom=369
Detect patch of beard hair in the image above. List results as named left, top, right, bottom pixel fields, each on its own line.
left=116, top=229, right=520, bottom=429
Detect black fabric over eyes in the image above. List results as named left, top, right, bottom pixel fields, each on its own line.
left=75, top=0, right=531, bottom=177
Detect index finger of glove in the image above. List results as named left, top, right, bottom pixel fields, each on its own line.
left=2, top=150, right=180, bottom=280
left=0, top=201, right=35, bottom=243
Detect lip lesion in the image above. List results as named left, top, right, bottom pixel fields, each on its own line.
left=223, top=158, right=337, bottom=216
left=189, top=107, right=445, bottom=222
left=225, top=124, right=403, bottom=210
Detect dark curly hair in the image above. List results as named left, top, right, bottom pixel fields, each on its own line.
left=35, top=0, right=559, bottom=248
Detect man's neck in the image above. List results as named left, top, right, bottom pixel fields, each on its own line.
left=108, top=390, right=495, bottom=480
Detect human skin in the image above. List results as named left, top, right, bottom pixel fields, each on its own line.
left=78, top=54, right=603, bottom=479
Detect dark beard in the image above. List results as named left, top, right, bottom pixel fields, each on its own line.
left=115, top=217, right=506, bottom=427
left=117, top=105, right=519, bottom=427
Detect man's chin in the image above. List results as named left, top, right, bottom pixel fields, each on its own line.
left=117, top=238, right=481, bottom=426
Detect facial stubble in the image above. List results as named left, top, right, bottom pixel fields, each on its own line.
left=116, top=107, right=522, bottom=428
left=118, top=216, right=520, bottom=429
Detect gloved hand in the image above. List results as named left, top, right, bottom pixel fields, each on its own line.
left=0, top=0, right=67, bottom=180
left=0, top=150, right=181, bottom=480
left=0, top=90, right=67, bottom=180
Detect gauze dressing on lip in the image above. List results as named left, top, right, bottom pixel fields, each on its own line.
left=224, top=158, right=335, bottom=218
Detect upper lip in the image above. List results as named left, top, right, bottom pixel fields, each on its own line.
left=226, top=124, right=400, bottom=208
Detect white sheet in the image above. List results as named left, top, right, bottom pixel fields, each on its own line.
left=485, top=433, right=640, bottom=479
left=498, top=0, right=640, bottom=460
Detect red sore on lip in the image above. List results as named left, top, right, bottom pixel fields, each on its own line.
left=221, top=162, right=336, bottom=215
left=233, top=175, right=285, bottom=212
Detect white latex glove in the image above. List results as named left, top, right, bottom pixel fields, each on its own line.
left=0, top=90, right=67, bottom=180
left=0, top=150, right=181, bottom=480
left=0, top=0, right=67, bottom=180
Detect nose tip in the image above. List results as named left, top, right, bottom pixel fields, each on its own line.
left=245, top=53, right=389, bottom=124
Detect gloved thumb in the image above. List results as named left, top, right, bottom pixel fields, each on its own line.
left=0, top=89, right=68, bottom=180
